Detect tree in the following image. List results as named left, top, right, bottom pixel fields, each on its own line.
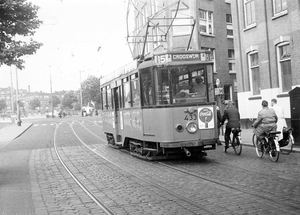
left=0, top=99, right=6, bottom=112
left=29, top=97, right=40, bottom=110
left=0, top=0, right=43, bottom=69
left=81, top=75, right=101, bottom=109
left=61, top=91, right=78, bottom=109
left=51, top=95, right=61, bottom=108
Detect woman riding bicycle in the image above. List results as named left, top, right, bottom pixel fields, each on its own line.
left=252, top=100, right=278, bottom=147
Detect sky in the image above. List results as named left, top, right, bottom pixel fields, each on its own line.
left=0, top=0, right=133, bottom=93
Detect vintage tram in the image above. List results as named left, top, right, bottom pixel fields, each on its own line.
left=100, top=50, right=218, bottom=160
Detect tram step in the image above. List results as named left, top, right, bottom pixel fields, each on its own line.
left=143, top=148, right=157, bottom=152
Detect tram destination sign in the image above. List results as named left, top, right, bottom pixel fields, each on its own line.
left=155, top=52, right=211, bottom=64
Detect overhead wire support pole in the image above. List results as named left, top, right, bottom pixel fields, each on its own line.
left=49, top=65, right=54, bottom=117
left=15, top=66, right=21, bottom=126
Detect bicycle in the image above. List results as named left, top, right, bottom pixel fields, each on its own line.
left=252, top=133, right=256, bottom=147
left=279, top=127, right=294, bottom=155
left=228, top=128, right=242, bottom=155
left=254, top=130, right=280, bottom=162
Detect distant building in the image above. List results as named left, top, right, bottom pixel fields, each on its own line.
left=231, top=0, right=300, bottom=128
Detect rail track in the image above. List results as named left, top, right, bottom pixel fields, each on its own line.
left=74, top=118, right=300, bottom=214
left=53, top=121, right=215, bottom=214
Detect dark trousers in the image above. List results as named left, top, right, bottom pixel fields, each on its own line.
left=224, top=127, right=232, bottom=147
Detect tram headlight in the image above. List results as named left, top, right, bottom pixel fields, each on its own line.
left=186, top=122, right=198, bottom=133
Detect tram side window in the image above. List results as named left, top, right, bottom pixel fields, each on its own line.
left=131, top=73, right=140, bottom=107
left=155, top=68, right=170, bottom=105
left=106, top=86, right=112, bottom=110
left=123, top=78, right=131, bottom=108
left=140, top=69, right=153, bottom=107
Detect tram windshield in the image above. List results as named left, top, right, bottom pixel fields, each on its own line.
left=153, top=64, right=214, bottom=105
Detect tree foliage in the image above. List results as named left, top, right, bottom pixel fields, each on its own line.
left=51, top=95, right=60, bottom=108
left=29, top=97, right=40, bottom=110
left=61, top=91, right=78, bottom=109
left=0, top=0, right=43, bottom=69
left=0, top=99, right=7, bottom=112
left=81, top=75, right=101, bottom=109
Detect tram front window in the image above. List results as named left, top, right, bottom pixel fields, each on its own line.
left=171, top=65, right=209, bottom=104
left=154, top=64, right=213, bottom=105
left=155, top=68, right=170, bottom=105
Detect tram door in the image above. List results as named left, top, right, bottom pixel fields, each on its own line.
left=113, top=87, right=122, bottom=143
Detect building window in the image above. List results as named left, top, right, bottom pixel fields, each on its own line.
left=199, top=9, right=213, bottom=35
left=277, top=42, right=292, bottom=92
left=228, top=49, right=235, bottom=73
left=248, top=52, right=260, bottom=95
left=273, top=0, right=287, bottom=15
left=224, top=85, right=232, bottom=101
left=244, top=0, right=256, bottom=28
left=226, top=14, right=233, bottom=38
left=201, top=47, right=216, bottom=72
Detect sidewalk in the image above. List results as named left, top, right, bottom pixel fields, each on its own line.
left=0, top=123, right=33, bottom=147
left=219, top=128, right=300, bottom=153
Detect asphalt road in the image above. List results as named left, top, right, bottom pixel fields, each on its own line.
left=0, top=116, right=300, bottom=215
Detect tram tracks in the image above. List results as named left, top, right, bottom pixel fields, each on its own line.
left=69, top=121, right=215, bottom=214
left=76, top=119, right=300, bottom=214
left=53, top=121, right=216, bottom=214
left=53, top=122, right=115, bottom=215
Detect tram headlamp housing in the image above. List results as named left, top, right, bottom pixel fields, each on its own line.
left=176, top=124, right=184, bottom=132
left=186, top=122, right=198, bottom=133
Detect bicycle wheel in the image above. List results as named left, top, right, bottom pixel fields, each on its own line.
left=255, top=138, right=264, bottom=158
left=252, top=133, right=257, bottom=147
left=281, top=134, right=294, bottom=155
left=233, top=136, right=242, bottom=155
left=269, top=140, right=280, bottom=162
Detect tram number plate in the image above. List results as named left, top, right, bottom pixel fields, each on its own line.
left=184, top=114, right=197, bottom=121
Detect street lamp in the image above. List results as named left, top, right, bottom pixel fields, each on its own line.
left=49, top=65, right=54, bottom=117
left=79, top=70, right=83, bottom=114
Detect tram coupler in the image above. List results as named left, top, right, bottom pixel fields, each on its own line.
left=183, top=147, right=191, bottom=157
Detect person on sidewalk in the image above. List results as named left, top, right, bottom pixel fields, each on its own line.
left=252, top=100, right=278, bottom=145
left=216, top=105, right=222, bottom=145
left=221, top=101, right=240, bottom=152
left=271, top=98, right=287, bottom=141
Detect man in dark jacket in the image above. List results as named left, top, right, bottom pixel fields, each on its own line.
left=221, top=101, right=240, bottom=152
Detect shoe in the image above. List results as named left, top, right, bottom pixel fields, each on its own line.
left=224, top=146, right=229, bottom=153
left=217, top=140, right=222, bottom=145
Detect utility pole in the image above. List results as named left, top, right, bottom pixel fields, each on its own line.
left=10, top=66, right=14, bottom=114
left=49, top=65, right=54, bottom=117
left=15, top=67, right=21, bottom=126
left=79, top=70, right=83, bottom=113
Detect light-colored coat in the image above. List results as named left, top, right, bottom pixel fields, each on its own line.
left=253, top=107, right=278, bottom=137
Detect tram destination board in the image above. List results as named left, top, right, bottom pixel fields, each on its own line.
left=154, top=51, right=211, bottom=64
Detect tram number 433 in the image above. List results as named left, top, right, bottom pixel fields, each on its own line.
left=184, top=114, right=197, bottom=121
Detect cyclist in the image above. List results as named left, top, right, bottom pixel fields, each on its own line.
left=221, top=101, right=240, bottom=152
left=271, top=98, right=287, bottom=141
left=252, top=100, right=278, bottom=148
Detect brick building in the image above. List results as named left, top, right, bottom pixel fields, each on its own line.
left=128, top=0, right=237, bottom=107
left=231, top=0, right=300, bottom=128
